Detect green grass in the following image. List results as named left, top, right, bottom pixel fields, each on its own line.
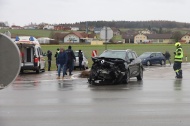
left=0, top=29, right=63, bottom=38
left=0, top=29, right=49, bottom=37
left=41, top=44, right=190, bottom=71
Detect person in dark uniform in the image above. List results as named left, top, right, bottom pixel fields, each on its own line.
left=173, top=42, right=183, bottom=78
left=164, top=51, right=171, bottom=65
left=65, top=46, right=76, bottom=76
left=47, top=50, right=52, bottom=71
left=78, top=50, right=83, bottom=70
left=54, top=48, right=60, bottom=70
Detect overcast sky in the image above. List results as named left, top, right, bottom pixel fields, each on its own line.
left=0, top=0, right=189, bottom=26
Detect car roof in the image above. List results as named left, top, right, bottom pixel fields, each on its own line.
left=143, top=52, right=163, bottom=53
left=104, top=49, right=132, bottom=52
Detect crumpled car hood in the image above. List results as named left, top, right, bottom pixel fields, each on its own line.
left=92, top=57, right=126, bottom=64
left=88, top=57, right=127, bottom=84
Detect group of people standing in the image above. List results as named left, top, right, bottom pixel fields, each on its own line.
left=47, top=42, right=184, bottom=80
left=55, top=46, right=76, bottom=79
left=47, top=45, right=83, bottom=80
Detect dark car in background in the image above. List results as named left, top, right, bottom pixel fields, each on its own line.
left=88, top=49, right=143, bottom=85
left=139, top=52, right=166, bottom=66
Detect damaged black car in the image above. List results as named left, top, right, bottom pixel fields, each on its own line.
left=88, top=50, right=143, bottom=84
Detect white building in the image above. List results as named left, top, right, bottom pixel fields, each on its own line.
left=37, top=37, right=54, bottom=44
left=43, top=25, right=54, bottom=30
left=71, top=27, right=79, bottom=31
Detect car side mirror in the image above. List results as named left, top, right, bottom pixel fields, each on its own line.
left=150, top=56, right=153, bottom=58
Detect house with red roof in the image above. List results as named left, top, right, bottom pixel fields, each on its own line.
left=63, top=32, right=96, bottom=43
left=181, top=34, right=190, bottom=43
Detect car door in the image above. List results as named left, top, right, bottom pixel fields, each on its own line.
left=150, top=53, right=156, bottom=64
left=126, top=51, right=136, bottom=77
left=155, top=53, right=162, bottom=64
left=37, top=47, right=46, bottom=69
left=131, top=51, right=140, bottom=76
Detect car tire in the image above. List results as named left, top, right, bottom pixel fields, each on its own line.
left=20, top=69, right=24, bottom=74
left=36, top=66, right=40, bottom=74
left=41, top=69, right=45, bottom=72
left=160, top=60, right=165, bottom=65
left=137, top=67, right=143, bottom=81
left=74, top=67, right=76, bottom=70
left=125, top=70, right=130, bottom=84
left=146, top=61, right=151, bottom=66
left=88, top=72, right=95, bottom=85
left=83, top=65, right=86, bottom=70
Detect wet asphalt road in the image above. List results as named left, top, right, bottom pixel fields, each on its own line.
left=1, top=64, right=190, bottom=126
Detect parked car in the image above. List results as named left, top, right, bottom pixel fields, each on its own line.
left=139, top=52, right=166, bottom=66
left=88, top=49, right=143, bottom=85
left=74, top=51, right=88, bottom=70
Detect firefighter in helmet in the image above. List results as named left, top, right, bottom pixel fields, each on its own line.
left=173, top=42, right=183, bottom=78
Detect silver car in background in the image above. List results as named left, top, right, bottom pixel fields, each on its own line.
left=74, top=51, right=89, bottom=70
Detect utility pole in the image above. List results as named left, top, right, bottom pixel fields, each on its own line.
left=105, top=27, right=107, bottom=50
left=86, top=22, right=88, bottom=34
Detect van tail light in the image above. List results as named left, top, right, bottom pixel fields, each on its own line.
left=34, top=58, right=39, bottom=63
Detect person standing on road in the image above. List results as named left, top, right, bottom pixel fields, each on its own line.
left=47, top=50, right=52, bottom=71
left=57, top=47, right=68, bottom=79
left=164, top=51, right=171, bottom=65
left=78, top=50, right=83, bottom=70
left=65, top=45, right=76, bottom=76
left=173, top=42, right=183, bottom=78
left=54, top=48, right=60, bottom=71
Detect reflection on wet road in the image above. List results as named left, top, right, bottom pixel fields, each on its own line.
left=1, top=63, right=190, bottom=126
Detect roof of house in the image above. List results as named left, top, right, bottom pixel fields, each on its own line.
left=182, top=34, right=190, bottom=37
left=65, top=32, right=95, bottom=38
left=111, top=27, right=120, bottom=32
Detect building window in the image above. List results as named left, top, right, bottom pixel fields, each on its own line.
left=159, top=39, right=163, bottom=42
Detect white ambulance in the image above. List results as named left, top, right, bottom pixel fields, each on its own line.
left=15, top=36, right=46, bottom=73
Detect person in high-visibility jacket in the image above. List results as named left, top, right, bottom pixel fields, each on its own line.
left=173, top=42, right=183, bottom=78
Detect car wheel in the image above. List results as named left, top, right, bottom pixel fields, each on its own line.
left=41, top=69, right=45, bottom=72
left=160, top=60, right=165, bottom=65
left=36, top=69, right=40, bottom=74
left=146, top=61, right=151, bottom=66
left=137, top=67, right=143, bottom=81
left=36, top=66, right=40, bottom=74
left=88, top=72, right=95, bottom=85
left=125, top=70, right=130, bottom=84
left=20, top=69, right=24, bottom=74
left=83, top=65, right=86, bottom=70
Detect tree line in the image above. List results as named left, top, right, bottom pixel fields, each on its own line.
left=64, top=20, right=190, bottom=29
